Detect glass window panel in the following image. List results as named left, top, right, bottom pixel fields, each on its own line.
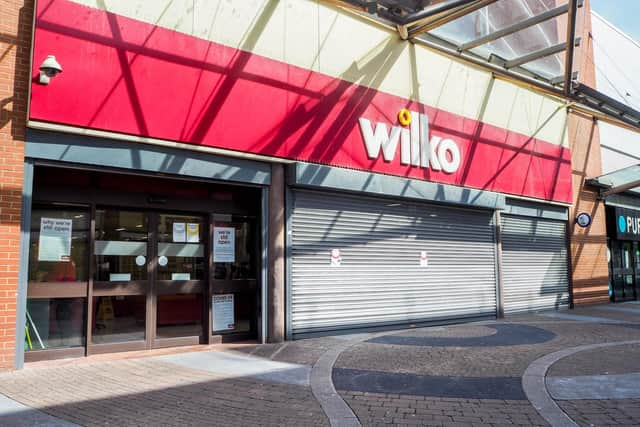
left=521, top=52, right=564, bottom=80
left=29, top=206, right=89, bottom=282
left=94, top=209, right=148, bottom=281
left=157, top=214, right=205, bottom=281
left=213, top=215, right=257, bottom=280
left=25, top=298, right=85, bottom=351
left=432, top=0, right=566, bottom=44
left=156, top=294, right=203, bottom=338
left=429, top=0, right=570, bottom=79
left=91, top=295, right=146, bottom=343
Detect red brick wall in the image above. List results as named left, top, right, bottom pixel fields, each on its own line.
left=0, top=0, right=33, bottom=369
left=568, top=0, right=610, bottom=305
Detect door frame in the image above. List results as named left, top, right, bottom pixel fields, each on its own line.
left=610, top=240, right=637, bottom=302
left=87, top=208, right=209, bottom=355
left=24, top=166, right=266, bottom=363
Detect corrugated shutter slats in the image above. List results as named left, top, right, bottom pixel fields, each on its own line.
left=290, top=191, right=497, bottom=335
left=501, top=215, right=569, bottom=314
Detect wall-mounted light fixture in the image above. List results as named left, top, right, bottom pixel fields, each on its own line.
left=38, top=55, right=62, bottom=85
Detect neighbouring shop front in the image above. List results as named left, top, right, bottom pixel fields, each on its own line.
left=606, top=205, right=640, bottom=302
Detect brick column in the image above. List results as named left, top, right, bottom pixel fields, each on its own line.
left=267, top=163, right=285, bottom=342
left=0, top=0, right=33, bottom=369
left=568, top=0, right=609, bottom=305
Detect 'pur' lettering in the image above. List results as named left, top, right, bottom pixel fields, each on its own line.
left=358, top=111, right=461, bottom=174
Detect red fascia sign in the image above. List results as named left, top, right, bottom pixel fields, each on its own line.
left=30, top=0, right=573, bottom=204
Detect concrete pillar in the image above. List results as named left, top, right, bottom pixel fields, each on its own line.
left=267, top=163, right=285, bottom=342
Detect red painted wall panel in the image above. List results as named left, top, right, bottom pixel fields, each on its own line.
left=30, top=0, right=572, bottom=203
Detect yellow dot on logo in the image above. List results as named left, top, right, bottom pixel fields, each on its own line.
left=398, top=109, right=412, bottom=126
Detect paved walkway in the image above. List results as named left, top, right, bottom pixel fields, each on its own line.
left=0, top=302, right=639, bottom=426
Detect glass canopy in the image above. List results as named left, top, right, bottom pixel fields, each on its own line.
left=337, top=0, right=640, bottom=129
left=426, top=0, right=583, bottom=80
left=588, top=165, right=640, bottom=197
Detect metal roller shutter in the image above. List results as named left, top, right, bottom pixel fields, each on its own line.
left=290, top=190, right=497, bottom=335
left=501, top=215, right=569, bottom=314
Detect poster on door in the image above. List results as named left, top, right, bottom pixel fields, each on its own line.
left=38, top=218, right=72, bottom=261
left=172, top=222, right=186, bottom=242
left=212, top=294, right=235, bottom=331
left=214, top=227, right=235, bottom=262
left=186, top=223, right=200, bottom=243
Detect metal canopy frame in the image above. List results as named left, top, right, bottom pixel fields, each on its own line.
left=328, top=0, right=640, bottom=131
left=587, top=164, right=640, bottom=197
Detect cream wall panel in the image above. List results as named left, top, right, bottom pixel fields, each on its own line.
left=75, top=0, right=196, bottom=35
left=195, top=0, right=286, bottom=63
left=482, top=80, right=518, bottom=130
left=68, top=0, right=568, bottom=146
left=284, top=0, right=320, bottom=71
left=415, top=47, right=494, bottom=121
left=317, top=6, right=400, bottom=87
left=482, top=80, right=567, bottom=147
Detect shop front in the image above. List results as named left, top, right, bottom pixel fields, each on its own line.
left=606, top=206, right=640, bottom=302
left=21, top=131, right=270, bottom=362
left=16, top=0, right=579, bottom=363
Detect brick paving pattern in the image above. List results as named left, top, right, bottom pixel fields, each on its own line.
left=1, top=304, right=640, bottom=426
left=342, top=391, right=547, bottom=427
left=0, top=358, right=328, bottom=426
left=558, top=399, right=640, bottom=427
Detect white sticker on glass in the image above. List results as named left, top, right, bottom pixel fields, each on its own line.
left=330, top=248, right=342, bottom=267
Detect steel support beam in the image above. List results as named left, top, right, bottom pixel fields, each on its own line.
left=563, top=0, right=579, bottom=95
left=504, top=38, right=580, bottom=69
left=601, top=179, right=640, bottom=197
left=377, top=0, right=478, bottom=26
left=458, top=2, right=578, bottom=52
left=550, top=71, right=578, bottom=86
left=408, top=0, right=499, bottom=38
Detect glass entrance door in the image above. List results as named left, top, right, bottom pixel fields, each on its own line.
left=611, top=240, right=638, bottom=302
left=89, top=209, right=206, bottom=353
left=153, top=213, right=206, bottom=347
left=91, top=209, right=149, bottom=352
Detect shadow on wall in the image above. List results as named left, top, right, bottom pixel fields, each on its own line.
left=569, top=114, right=609, bottom=304
left=0, top=1, right=32, bottom=141
left=31, top=0, right=570, bottom=200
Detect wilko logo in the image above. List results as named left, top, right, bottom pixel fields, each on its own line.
left=358, top=110, right=461, bottom=174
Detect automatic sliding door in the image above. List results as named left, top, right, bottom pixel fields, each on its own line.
left=91, top=209, right=149, bottom=351
left=154, top=213, right=206, bottom=346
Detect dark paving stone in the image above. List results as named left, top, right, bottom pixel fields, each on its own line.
left=367, top=324, right=555, bottom=348
left=333, top=368, right=527, bottom=400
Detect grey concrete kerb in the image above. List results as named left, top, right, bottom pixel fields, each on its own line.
left=310, top=331, right=400, bottom=427
left=523, top=340, right=640, bottom=427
